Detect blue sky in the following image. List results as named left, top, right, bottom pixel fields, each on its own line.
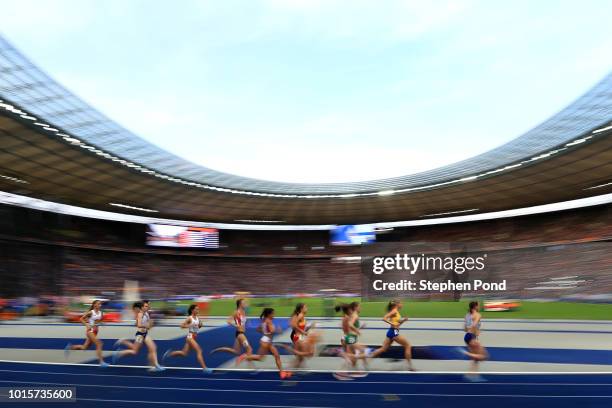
left=1, top=0, right=611, bottom=183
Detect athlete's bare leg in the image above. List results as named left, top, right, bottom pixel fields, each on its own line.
left=70, top=337, right=92, bottom=351
left=169, top=342, right=191, bottom=358
left=144, top=336, right=160, bottom=367
left=367, top=337, right=392, bottom=358
left=393, top=335, right=414, bottom=370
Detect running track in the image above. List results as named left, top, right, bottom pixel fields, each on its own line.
left=1, top=361, right=612, bottom=407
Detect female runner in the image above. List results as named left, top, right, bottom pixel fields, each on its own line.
left=162, top=304, right=213, bottom=373
left=290, top=303, right=309, bottom=368
left=279, top=303, right=321, bottom=369
left=112, top=300, right=164, bottom=372
left=458, top=301, right=488, bottom=379
left=333, top=303, right=357, bottom=379
left=210, top=298, right=254, bottom=365
left=334, top=302, right=368, bottom=379
left=348, top=302, right=369, bottom=361
left=238, top=308, right=292, bottom=379
left=367, top=300, right=414, bottom=370
left=64, top=299, right=107, bottom=367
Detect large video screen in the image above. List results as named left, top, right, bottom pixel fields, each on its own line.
left=330, top=224, right=376, bottom=246
left=146, top=224, right=219, bottom=248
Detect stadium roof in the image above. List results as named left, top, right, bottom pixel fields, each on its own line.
left=1, top=35, right=611, bottom=224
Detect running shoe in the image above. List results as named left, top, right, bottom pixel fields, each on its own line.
left=464, top=373, right=486, bottom=382
left=162, top=349, right=173, bottom=364
left=99, top=362, right=109, bottom=368
left=203, top=367, right=213, bottom=374
left=236, top=353, right=248, bottom=365
left=113, top=338, right=126, bottom=349
left=333, top=372, right=354, bottom=381
left=64, top=343, right=71, bottom=359
left=148, top=365, right=165, bottom=373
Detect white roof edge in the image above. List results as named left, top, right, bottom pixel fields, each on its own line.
left=371, top=193, right=612, bottom=229
left=0, top=190, right=610, bottom=231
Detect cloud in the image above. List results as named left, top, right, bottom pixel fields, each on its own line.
left=198, top=140, right=470, bottom=183
left=165, top=111, right=488, bottom=183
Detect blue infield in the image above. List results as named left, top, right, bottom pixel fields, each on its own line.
left=1, top=361, right=612, bottom=408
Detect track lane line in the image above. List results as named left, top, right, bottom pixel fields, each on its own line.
left=2, top=368, right=612, bottom=386
left=2, top=359, right=612, bottom=375
left=2, top=380, right=612, bottom=398
left=76, top=397, right=336, bottom=408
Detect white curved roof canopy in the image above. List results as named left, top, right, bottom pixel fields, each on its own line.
left=0, top=35, right=611, bottom=196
